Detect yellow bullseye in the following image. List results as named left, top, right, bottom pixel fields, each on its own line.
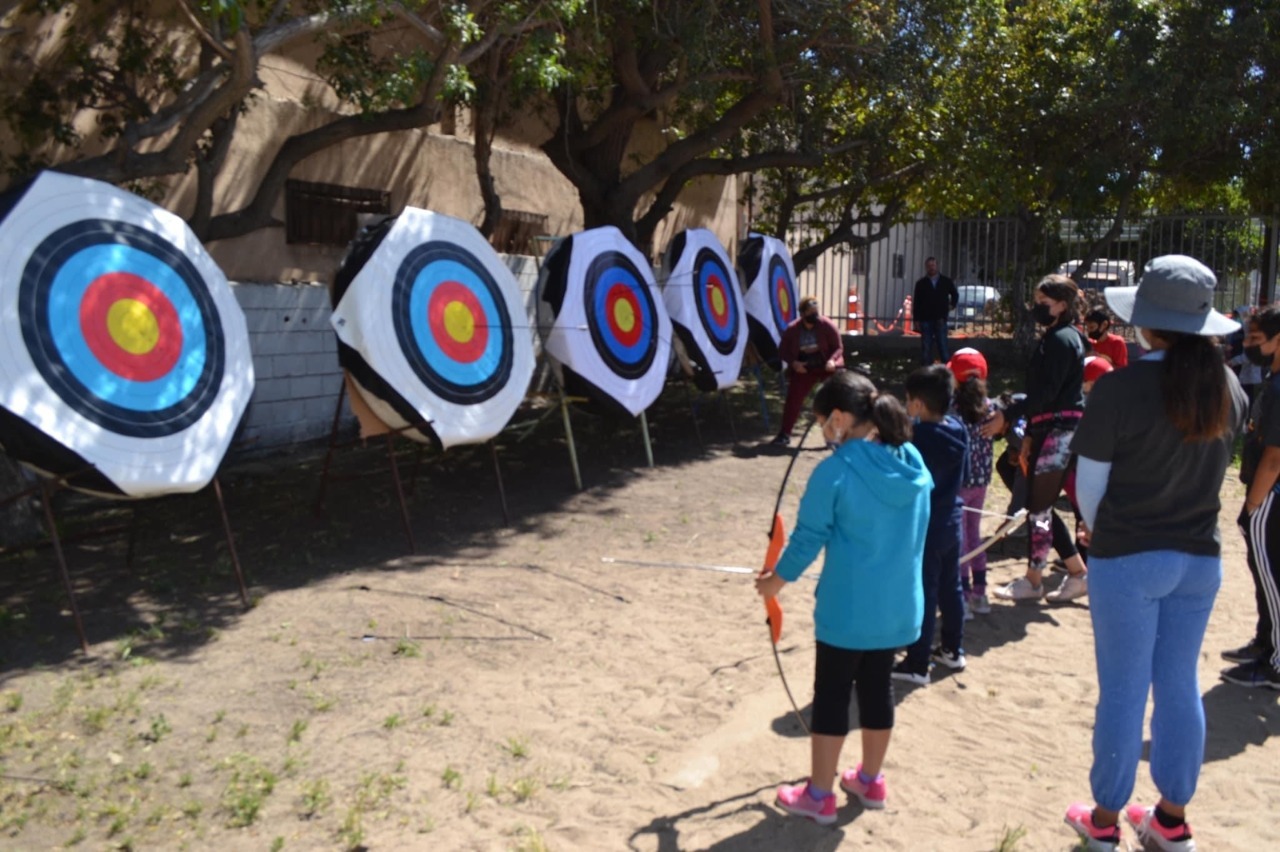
left=443, top=300, right=476, bottom=343
left=709, top=286, right=726, bottom=316
left=106, top=298, right=159, bottom=355
left=613, top=299, right=636, bottom=332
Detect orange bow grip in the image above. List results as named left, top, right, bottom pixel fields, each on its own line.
left=762, top=513, right=787, bottom=643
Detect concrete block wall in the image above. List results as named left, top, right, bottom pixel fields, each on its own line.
left=228, top=252, right=547, bottom=456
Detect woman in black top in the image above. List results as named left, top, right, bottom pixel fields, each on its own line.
left=981, top=274, right=1089, bottom=602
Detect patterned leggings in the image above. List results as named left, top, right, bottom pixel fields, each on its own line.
left=1026, top=424, right=1076, bottom=570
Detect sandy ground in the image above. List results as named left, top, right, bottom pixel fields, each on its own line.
left=1, top=389, right=1278, bottom=851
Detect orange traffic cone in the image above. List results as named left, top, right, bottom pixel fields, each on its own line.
left=903, top=295, right=920, bottom=336
left=846, top=281, right=865, bottom=335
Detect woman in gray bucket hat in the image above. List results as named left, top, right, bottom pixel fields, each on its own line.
left=1063, top=255, right=1247, bottom=851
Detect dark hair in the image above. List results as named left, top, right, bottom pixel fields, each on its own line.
left=904, top=364, right=953, bottom=416
left=1036, top=274, right=1083, bottom=324
left=1257, top=304, right=1280, bottom=339
left=1084, top=307, right=1112, bottom=326
left=813, top=371, right=912, bottom=447
left=953, top=375, right=989, bottom=425
left=1145, top=329, right=1230, bottom=441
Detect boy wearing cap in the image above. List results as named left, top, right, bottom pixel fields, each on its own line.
left=771, top=297, right=844, bottom=446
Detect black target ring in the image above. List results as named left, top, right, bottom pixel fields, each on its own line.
left=18, top=219, right=225, bottom=439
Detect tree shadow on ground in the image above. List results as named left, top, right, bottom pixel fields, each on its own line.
left=0, top=381, right=778, bottom=674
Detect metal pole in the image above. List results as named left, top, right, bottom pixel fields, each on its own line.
left=212, top=477, right=250, bottom=608
left=313, top=377, right=348, bottom=517
left=559, top=390, right=583, bottom=491
left=385, top=435, right=417, bottom=553
left=489, top=443, right=511, bottom=526
left=639, top=410, right=655, bottom=468
left=38, top=480, right=89, bottom=654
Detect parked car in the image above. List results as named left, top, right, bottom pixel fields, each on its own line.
left=1056, top=259, right=1134, bottom=294
left=955, top=284, right=1000, bottom=319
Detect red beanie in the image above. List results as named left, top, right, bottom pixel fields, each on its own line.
left=947, top=348, right=988, bottom=382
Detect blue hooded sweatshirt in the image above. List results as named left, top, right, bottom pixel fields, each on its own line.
left=912, top=415, right=969, bottom=544
left=773, top=438, right=932, bottom=650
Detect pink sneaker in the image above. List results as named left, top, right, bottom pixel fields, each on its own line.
left=838, top=764, right=887, bottom=809
left=1124, top=804, right=1196, bottom=851
left=1064, top=802, right=1122, bottom=850
left=775, top=781, right=837, bottom=824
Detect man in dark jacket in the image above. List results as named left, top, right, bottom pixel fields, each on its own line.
left=912, top=257, right=959, bottom=365
left=770, top=296, right=844, bottom=446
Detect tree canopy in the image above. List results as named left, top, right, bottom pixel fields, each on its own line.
left=2, top=0, right=1278, bottom=263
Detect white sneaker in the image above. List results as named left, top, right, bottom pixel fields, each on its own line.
left=993, top=577, right=1045, bottom=601
left=971, top=593, right=992, bottom=615
left=1047, top=573, right=1089, bottom=603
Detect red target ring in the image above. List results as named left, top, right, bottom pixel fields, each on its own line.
left=606, top=283, right=644, bottom=348
left=79, top=272, right=183, bottom=382
left=427, top=280, right=489, bottom=364
left=706, top=273, right=730, bottom=327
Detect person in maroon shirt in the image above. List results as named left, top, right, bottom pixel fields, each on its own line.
left=770, top=297, right=844, bottom=446
left=1085, top=308, right=1130, bottom=368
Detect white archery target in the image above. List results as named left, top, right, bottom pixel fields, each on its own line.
left=539, top=226, right=672, bottom=417
left=329, top=208, right=535, bottom=448
left=661, top=228, right=746, bottom=390
left=0, top=171, right=254, bottom=497
left=740, top=232, right=799, bottom=351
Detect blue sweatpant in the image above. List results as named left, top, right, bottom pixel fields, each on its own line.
left=903, top=531, right=964, bottom=669
left=1088, top=551, right=1221, bottom=811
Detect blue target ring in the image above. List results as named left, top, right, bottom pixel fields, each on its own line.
left=584, top=251, right=658, bottom=379
left=18, top=219, right=224, bottom=438
left=768, top=255, right=797, bottom=333
left=693, top=248, right=739, bottom=355
left=391, top=241, right=514, bottom=404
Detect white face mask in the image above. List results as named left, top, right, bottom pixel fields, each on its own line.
left=1135, top=328, right=1152, bottom=351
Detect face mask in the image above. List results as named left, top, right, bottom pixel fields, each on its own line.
left=1032, top=303, right=1056, bottom=326
left=1086, top=328, right=1104, bottom=341
left=1135, top=328, right=1152, bottom=351
left=1245, top=345, right=1270, bottom=367
left=802, top=313, right=818, bottom=326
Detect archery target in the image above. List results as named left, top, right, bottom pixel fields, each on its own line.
left=739, top=233, right=799, bottom=366
left=330, top=208, right=534, bottom=449
left=0, top=171, right=254, bottom=498
left=661, top=229, right=746, bottom=391
left=539, top=226, right=672, bottom=417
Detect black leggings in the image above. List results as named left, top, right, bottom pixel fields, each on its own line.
left=811, top=642, right=895, bottom=736
left=996, top=449, right=1079, bottom=560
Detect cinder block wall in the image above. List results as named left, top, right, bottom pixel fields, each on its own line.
left=229, top=255, right=543, bottom=456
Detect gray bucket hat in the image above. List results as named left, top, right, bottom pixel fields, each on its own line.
left=1104, top=254, right=1239, bottom=337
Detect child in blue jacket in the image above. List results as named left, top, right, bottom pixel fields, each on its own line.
left=756, top=371, right=932, bottom=823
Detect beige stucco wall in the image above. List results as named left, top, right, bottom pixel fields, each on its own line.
left=3, top=13, right=745, bottom=283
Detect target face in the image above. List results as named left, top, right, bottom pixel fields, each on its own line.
left=19, top=219, right=223, bottom=437
left=584, top=251, right=659, bottom=380
left=392, top=241, right=513, bottom=405
left=329, top=208, right=535, bottom=450
left=0, top=171, right=254, bottom=498
left=693, top=247, right=740, bottom=355
left=768, top=254, right=797, bottom=333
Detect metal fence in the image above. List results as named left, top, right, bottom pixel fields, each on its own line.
left=785, top=214, right=1279, bottom=337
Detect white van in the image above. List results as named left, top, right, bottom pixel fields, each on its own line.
left=1056, top=259, right=1134, bottom=291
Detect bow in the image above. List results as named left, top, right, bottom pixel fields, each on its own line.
left=759, top=418, right=817, bottom=735
left=959, top=508, right=1027, bottom=565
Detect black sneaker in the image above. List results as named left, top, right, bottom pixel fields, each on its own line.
left=930, top=646, right=967, bottom=671
left=769, top=433, right=792, bottom=447
left=890, top=660, right=929, bottom=686
left=1221, top=639, right=1270, bottom=664
left=1220, top=659, right=1280, bottom=689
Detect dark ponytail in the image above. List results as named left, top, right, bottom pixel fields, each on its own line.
left=1036, top=274, right=1084, bottom=325
left=813, top=371, right=913, bottom=447
left=953, top=375, right=989, bottom=425
left=1152, top=330, right=1229, bottom=441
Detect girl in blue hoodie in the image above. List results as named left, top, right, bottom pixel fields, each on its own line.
left=756, top=371, right=932, bottom=824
